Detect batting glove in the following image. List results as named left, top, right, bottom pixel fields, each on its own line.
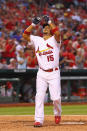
left=32, top=17, right=41, bottom=26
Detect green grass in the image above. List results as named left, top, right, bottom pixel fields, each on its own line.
left=0, top=105, right=87, bottom=115
left=62, top=105, right=87, bottom=115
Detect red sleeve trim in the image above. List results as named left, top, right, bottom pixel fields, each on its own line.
left=51, top=27, right=59, bottom=34
left=24, top=31, right=30, bottom=35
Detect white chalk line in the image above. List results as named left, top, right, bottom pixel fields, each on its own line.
left=0, top=115, right=87, bottom=125
left=60, top=122, right=85, bottom=125
left=0, top=121, right=85, bottom=125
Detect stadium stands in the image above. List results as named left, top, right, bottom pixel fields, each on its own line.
left=0, top=0, right=87, bottom=69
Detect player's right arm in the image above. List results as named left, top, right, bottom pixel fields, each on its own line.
left=23, top=25, right=34, bottom=42
left=23, top=17, right=41, bottom=42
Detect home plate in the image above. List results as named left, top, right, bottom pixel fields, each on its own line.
left=61, top=121, right=85, bottom=125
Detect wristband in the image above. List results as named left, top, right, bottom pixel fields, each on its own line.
left=48, top=20, right=52, bottom=24
left=24, top=31, right=30, bottom=35
left=51, top=27, right=59, bottom=34
left=31, top=23, right=36, bottom=27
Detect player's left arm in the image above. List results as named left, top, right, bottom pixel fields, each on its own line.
left=49, top=22, right=60, bottom=42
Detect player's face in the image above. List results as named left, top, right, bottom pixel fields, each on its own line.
left=43, top=26, right=51, bottom=35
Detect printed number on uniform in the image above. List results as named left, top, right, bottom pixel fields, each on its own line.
left=47, top=55, right=54, bottom=62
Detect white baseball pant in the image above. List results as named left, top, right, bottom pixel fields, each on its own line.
left=35, top=68, right=61, bottom=124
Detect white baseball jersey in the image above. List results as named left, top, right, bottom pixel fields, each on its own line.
left=30, top=35, right=61, bottom=124
left=30, top=35, right=60, bottom=70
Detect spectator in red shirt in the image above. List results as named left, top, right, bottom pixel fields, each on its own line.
left=4, top=39, right=16, bottom=64
left=67, top=52, right=76, bottom=69
left=84, top=58, right=87, bottom=69
left=25, top=49, right=38, bottom=69
left=6, top=81, right=13, bottom=97
left=84, top=46, right=87, bottom=58
left=27, top=56, right=37, bottom=69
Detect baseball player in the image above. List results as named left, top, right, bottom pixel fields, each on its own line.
left=23, top=15, right=61, bottom=127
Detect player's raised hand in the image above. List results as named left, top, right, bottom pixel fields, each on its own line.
left=43, top=15, right=51, bottom=24
left=32, top=17, right=41, bottom=25
left=43, top=15, right=49, bottom=23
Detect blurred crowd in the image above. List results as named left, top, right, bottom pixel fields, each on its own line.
left=0, top=0, right=87, bottom=69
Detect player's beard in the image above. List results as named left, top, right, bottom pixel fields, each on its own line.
left=43, top=32, right=48, bottom=35
left=43, top=31, right=51, bottom=36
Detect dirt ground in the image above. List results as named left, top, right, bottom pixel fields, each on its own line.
left=0, top=115, right=87, bottom=131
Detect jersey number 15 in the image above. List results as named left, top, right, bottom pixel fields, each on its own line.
left=47, top=55, right=54, bottom=62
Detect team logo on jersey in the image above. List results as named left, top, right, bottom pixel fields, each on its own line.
left=36, top=43, right=53, bottom=56
left=46, top=43, right=53, bottom=49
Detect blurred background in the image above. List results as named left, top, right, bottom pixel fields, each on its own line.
left=0, top=0, right=87, bottom=103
